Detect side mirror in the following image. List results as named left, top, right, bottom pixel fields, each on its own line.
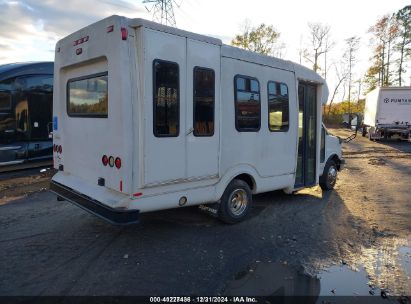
left=350, top=115, right=359, bottom=131
left=342, top=113, right=360, bottom=131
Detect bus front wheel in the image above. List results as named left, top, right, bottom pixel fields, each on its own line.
left=320, top=160, right=338, bottom=191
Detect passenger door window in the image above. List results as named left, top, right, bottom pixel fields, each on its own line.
left=267, top=81, right=289, bottom=132
left=193, top=67, right=215, bottom=136
left=153, top=59, right=179, bottom=137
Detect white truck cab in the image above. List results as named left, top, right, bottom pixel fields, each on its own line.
left=50, top=16, right=344, bottom=225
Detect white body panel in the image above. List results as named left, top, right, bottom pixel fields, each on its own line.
left=364, top=87, right=411, bottom=127
left=52, top=16, right=339, bottom=215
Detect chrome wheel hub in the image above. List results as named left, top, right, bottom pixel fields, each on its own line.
left=228, top=188, right=248, bottom=216
left=328, top=166, right=337, bottom=186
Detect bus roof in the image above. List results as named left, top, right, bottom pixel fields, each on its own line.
left=128, top=17, right=324, bottom=85
left=128, top=17, right=222, bottom=46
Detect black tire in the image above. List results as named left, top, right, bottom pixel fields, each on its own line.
left=319, top=160, right=338, bottom=191
left=218, top=179, right=252, bottom=224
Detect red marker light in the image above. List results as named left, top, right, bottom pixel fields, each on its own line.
left=115, top=157, right=121, bottom=169
left=107, top=25, right=114, bottom=33
left=102, top=155, right=108, bottom=166
left=121, top=27, right=127, bottom=40
left=133, top=192, right=143, bottom=197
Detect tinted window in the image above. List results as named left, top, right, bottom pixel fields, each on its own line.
left=0, top=91, right=11, bottom=111
left=234, top=75, right=260, bottom=132
left=268, top=81, right=289, bottom=131
left=67, top=72, right=108, bottom=117
left=0, top=75, right=53, bottom=144
left=193, top=67, right=215, bottom=136
left=15, top=75, right=53, bottom=92
left=321, top=125, right=326, bottom=163
left=153, top=60, right=179, bottom=137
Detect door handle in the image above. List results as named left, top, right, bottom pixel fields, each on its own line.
left=34, top=143, right=40, bottom=150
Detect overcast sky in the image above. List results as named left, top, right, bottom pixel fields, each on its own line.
left=1, top=0, right=410, bottom=96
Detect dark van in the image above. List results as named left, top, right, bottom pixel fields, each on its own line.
left=0, top=62, right=53, bottom=172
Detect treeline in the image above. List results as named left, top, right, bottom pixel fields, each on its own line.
left=230, top=5, right=410, bottom=109
left=365, top=5, right=411, bottom=90
left=323, top=100, right=365, bottom=125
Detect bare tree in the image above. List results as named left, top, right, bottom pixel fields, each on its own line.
left=327, top=63, right=349, bottom=116
left=303, top=23, right=333, bottom=73
left=344, top=37, right=360, bottom=100
left=343, top=36, right=360, bottom=117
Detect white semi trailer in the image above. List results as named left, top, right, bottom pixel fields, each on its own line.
left=50, top=16, right=344, bottom=225
left=363, top=87, right=411, bottom=141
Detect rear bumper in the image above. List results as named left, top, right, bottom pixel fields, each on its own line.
left=49, top=180, right=139, bottom=225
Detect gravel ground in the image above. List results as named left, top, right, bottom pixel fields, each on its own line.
left=0, top=130, right=410, bottom=298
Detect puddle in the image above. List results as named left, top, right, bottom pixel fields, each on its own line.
left=223, top=262, right=320, bottom=297
left=399, top=245, right=411, bottom=279
left=223, top=238, right=411, bottom=297
left=318, top=265, right=374, bottom=296
left=318, top=239, right=411, bottom=297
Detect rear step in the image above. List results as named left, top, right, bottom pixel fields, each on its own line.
left=50, top=181, right=139, bottom=225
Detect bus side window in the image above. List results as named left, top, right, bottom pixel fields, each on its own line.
left=193, top=67, right=215, bottom=137
left=234, top=75, right=261, bottom=132
left=153, top=59, right=179, bottom=137
left=267, top=81, right=289, bottom=132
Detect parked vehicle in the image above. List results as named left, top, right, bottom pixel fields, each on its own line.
left=362, top=87, right=411, bottom=141
left=0, top=62, right=54, bottom=172
left=50, top=16, right=344, bottom=225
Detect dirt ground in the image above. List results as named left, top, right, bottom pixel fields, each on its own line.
left=0, top=129, right=410, bottom=299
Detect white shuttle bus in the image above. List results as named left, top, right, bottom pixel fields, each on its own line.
left=50, top=16, right=344, bottom=225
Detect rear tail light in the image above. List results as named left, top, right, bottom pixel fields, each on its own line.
left=54, top=145, right=62, bottom=154
left=115, top=157, right=121, bottom=169
left=102, top=154, right=122, bottom=169
left=102, top=155, right=109, bottom=166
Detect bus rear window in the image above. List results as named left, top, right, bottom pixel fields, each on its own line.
left=67, top=72, right=108, bottom=117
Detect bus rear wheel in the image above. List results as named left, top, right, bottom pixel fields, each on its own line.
left=218, top=179, right=252, bottom=224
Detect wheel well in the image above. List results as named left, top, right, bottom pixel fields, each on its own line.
left=234, top=174, right=255, bottom=191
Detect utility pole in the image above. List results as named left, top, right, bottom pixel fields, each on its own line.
left=143, top=0, right=180, bottom=27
